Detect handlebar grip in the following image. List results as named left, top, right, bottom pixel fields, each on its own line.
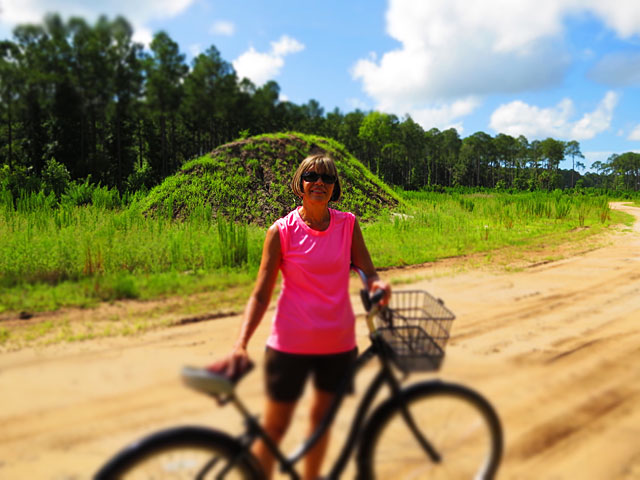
left=360, top=288, right=386, bottom=312
left=370, top=288, right=386, bottom=305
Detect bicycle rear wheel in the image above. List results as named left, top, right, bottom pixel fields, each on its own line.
left=357, top=381, right=502, bottom=479
left=94, top=426, right=262, bottom=479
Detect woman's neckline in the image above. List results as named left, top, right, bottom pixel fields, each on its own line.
left=296, top=207, right=332, bottom=233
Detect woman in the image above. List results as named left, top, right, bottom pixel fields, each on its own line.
left=209, top=153, right=390, bottom=479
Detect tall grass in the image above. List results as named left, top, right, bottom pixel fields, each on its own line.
left=0, top=191, right=261, bottom=312
left=0, top=188, right=628, bottom=314
left=360, top=190, right=620, bottom=268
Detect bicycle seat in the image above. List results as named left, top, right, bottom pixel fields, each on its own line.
left=181, top=366, right=236, bottom=396
left=182, top=362, right=254, bottom=397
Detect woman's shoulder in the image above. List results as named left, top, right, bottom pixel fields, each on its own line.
left=330, top=208, right=355, bottom=222
left=275, top=208, right=299, bottom=227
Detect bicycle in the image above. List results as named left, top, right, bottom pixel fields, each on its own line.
left=94, top=266, right=503, bottom=479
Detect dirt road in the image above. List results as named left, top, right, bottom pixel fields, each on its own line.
left=1, top=202, right=639, bottom=479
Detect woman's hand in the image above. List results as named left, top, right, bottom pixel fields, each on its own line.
left=207, top=345, right=252, bottom=381
left=370, top=278, right=391, bottom=307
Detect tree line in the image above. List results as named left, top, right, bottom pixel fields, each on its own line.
left=1, top=14, right=639, bottom=196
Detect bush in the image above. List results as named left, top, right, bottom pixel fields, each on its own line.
left=41, top=158, right=71, bottom=197
left=61, top=178, right=95, bottom=207
left=91, top=185, right=121, bottom=209
left=0, top=164, right=42, bottom=198
left=125, top=161, right=155, bottom=192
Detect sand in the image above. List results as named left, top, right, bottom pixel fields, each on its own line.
left=1, top=202, right=639, bottom=479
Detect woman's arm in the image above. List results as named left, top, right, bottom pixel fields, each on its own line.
left=351, top=218, right=391, bottom=304
left=209, top=223, right=282, bottom=377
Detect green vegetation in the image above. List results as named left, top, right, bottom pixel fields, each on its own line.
left=0, top=196, right=264, bottom=312
left=362, top=190, right=624, bottom=268
left=0, top=185, right=629, bottom=317
left=2, top=13, right=639, bottom=350
left=2, top=14, right=640, bottom=198
left=0, top=130, right=637, bottom=350
left=140, top=132, right=399, bottom=225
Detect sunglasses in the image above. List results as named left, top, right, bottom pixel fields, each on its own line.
left=301, top=171, right=337, bottom=184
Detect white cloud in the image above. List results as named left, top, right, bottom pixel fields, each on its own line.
left=570, top=91, right=619, bottom=139
left=233, top=35, right=304, bottom=87
left=0, top=0, right=194, bottom=47
left=209, top=20, right=234, bottom=36
left=352, top=0, right=640, bottom=132
left=233, top=48, right=284, bottom=87
left=270, top=35, right=304, bottom=56
left=132, top=26, right=153, bottom=47
left=629, top=125, right=640, bottom=141
left=0, top=0, right=88, bottom=25
left=409, top=97, right=481, bottom=134
left=490, top=99, right=573, bottom=138
left=490, top=91, right=619, bottom=140
left=585, top=1, right=640, bottom=38
left=352, top=0, right=573, bottom=105
left=0, top=0, right=195, bottom=24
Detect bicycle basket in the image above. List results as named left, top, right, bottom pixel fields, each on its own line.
left=376, top=290, right=455, bottom=372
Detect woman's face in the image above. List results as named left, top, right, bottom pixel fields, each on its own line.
left=301, top=166, right=336, bottom=204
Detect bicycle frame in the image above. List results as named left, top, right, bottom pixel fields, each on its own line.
left=226, top=341, right=415, bottom=479
left=221, top=267, right=439, bottom=479
left=96, top=267, right=502, bottom=479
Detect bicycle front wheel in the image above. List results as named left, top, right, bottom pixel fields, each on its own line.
left=357, top=381, right=502, bottom=479
left=94, top=426, right=263, bottom=479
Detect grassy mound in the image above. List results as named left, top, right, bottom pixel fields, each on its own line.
left=141, top=132, right=400, bottom=225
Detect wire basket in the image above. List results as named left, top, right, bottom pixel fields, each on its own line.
left=376, top=290, right=455, bottom=372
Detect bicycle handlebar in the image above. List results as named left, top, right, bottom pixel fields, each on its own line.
left=360, top=287, right=386, bottom=312
left=351, top=264, right=386, bottom=330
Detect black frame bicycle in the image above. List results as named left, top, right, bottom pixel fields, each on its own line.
left=94, top=267, right=503, bottom=479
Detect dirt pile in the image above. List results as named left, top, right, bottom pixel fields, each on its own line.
left=141, top=132, right=400, bottom=226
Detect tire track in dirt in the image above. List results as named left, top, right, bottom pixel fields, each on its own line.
left=406, top=202, right=640, bottom=479
left=1, top=202, right=639, bottom=479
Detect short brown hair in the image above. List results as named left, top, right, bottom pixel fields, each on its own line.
left=291, top=153, right=342, bottom=202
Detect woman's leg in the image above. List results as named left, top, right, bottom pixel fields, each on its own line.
left=304, top=387, right=335, bottom=480
left=252, top=398, right=297, bottom=479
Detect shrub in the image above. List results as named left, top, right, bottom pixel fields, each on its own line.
left=61, top=178, right=95, bottom=207
left=0, top=164, right=41, bottom=198
left=125, top=161, right=155, bottom=192
left=41, top=158, right=71, bottom=197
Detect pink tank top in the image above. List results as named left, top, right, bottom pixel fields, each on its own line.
left=267, top=207, right=356, bottom=354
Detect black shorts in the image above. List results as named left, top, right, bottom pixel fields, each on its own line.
left=264, top=346, right=357, bottom=403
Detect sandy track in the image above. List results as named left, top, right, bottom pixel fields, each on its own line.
left=1, top=202, right=639, bottom=479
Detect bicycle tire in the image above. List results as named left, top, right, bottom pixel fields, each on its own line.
left=94, top=426, right=263, bottom=479
left=356, top=381, right=503, bottom=480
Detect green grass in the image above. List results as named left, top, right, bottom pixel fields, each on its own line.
left=140, top=132, right=401, bottom=225
left=0, top=189, right=630, bottom=320
left=0, top=195, right=263, bottom=313
left=360, top=191, right=625, bottom=268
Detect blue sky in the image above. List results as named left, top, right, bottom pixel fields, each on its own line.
left=2, top=0, right=640, bottom=171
